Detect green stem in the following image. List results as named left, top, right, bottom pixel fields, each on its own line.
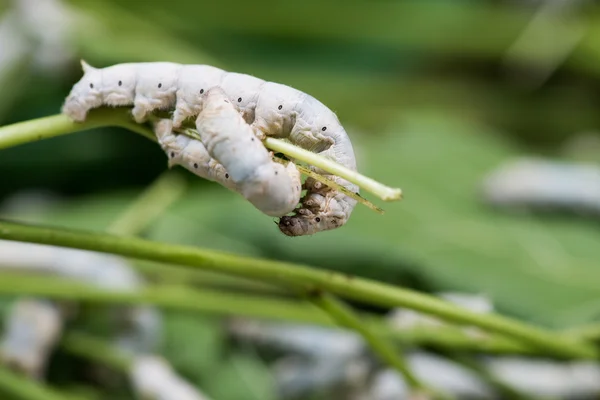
left=309, top=291, right=426, bottom=392
left=0, top=220, right=594, bottom=359
left=106, top=171, right=187, bottom=236
left=0, top=366, right=88, bottom=400
left=0, top=110, right=154, bottom=150
left=134, top=261, right=288, bottom=295
left=0, top=273, right=537, bottom=356
left=61, top=332, right=131, bottom=372
left=264, top=137, right=402, bottom=201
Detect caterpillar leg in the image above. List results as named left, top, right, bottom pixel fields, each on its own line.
left=172, top=102, right=194, bottom=129
left=195, top=88, right=302, bottom=217
left=153, top=118, right=236, bottom=190
left=131, top=100, right=153, bottom=124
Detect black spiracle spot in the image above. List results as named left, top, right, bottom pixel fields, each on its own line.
left=89, top=83, right=94, bottom=89
left=321, top=126, right=327, bottom=131
left=237, top=97, right=242, bottom=103
left=118, top=80, right=122, bottom=86
left=315, top=217, right=321, bottom=222
left=193, top=163, right=198, bottom=169
left=225, top=173, right=229, bottom=179
left=158, top=83, right=162, bottom=88
left=275, top=171, right=278, bottom=175
left=278, top=105, right=283, bottom=110
left=170, top=152, right=175, bottom=158
left=200, top=89, right=204, bottom=94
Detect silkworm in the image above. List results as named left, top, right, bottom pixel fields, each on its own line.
left=0, top=298, right=64, bottom=378
left=62, top=61, right=359, bottom=235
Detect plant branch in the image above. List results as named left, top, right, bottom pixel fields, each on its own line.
left=264, top=137, right=402, bottom=201
left=0, top=109, right=155, bottom=151
left=308, top=291, right=427, bottom=392
left=0, top=273, right=539, bottom=356
left=61, top=332, right=131, bottom=372
left=0, top=366, right=89, bottom=400
left=0, top=219, right=594, bottom=359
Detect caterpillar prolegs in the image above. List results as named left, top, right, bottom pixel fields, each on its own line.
left=62, top=61, right=360, bottom=236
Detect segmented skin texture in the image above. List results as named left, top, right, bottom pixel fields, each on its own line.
left=154, top=88, right=301, bottom=218
left=62, top=61, right=359, bottom=235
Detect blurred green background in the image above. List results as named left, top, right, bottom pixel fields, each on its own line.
left=2, top=0, right=600, bottom=398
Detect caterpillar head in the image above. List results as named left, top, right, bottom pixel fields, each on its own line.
left=278, top=179, right=357, bottom=236
left=241, top=162, right=302, bottom=217
left=101, top=63, right=137, bottom=106
left=61, top=60, right=103, bottom=121
left=253, top=82, right=305, bottom=137
left=278, top=193, right=349, bottom=236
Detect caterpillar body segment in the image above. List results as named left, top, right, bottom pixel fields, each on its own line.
left=173, top=64, right=226, bottom=128
left=219, top=72, right=266, bottom=125
left=131, top=62, right=182, bottom=123
left=250, top=81, right=307, bottom=140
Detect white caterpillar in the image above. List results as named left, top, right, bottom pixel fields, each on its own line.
left=62, top=61, right=359, bottom=236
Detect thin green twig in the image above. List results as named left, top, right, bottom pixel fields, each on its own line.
left=265, top=137, right=402, bottom=201
left=0, top=109, right=154, bottom=150
left=0, top=273, right=539, bottom=356
left=106, top=171, right=187, bottom=236
left=308, top=291, right=427, bottom=392
left=564, top=323, right=600, bottom=342
left=61, top=332, right=131, bottom=372
left=0, top=366, right=89, bottom=400
left=0, top=220, right=594, bottom=359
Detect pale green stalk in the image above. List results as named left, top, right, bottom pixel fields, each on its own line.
left=309, top=291, right=430, bottom=394
left=0, top=220, right=594, bottom=359
left=0, top=366, right=90, bottom=400
left=265, top=137, right=402, bottom=201
left=106, top=171, right=187, bottom=236
left=60, top=332, right=131, bottom=372
left=0, top=273, right=537, bottom=356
